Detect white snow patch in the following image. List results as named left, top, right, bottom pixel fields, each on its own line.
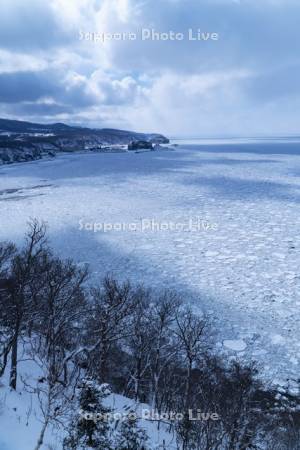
left=270, top=334, right=286, bottom=345
left=223, top=339, right=247, bottom=352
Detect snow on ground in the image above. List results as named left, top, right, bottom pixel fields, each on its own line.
left=0, top=139, right=300, bottom=388
left=0, top=348, right=175, bottom=450
left=0, top=349, right=62, bottom=450
left=223, top=340, right=247, bottom=352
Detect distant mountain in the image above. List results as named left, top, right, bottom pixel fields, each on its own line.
left=0, top=119, right=72, bottom=134
left=0, top=118, right=169, bottom=165
left=0, top=118, right=169, bottom=144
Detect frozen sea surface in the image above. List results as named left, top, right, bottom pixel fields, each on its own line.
left=1, top=140, right=300, bottom=387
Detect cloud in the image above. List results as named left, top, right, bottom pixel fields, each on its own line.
left=88, top=70, right=146, bottom=105
left=245, top=64, right=300, bottom=102
left=0, top=0, right=299, bottom=135
left=94, top=0, right=300, bottom=74
left=0, top=69, right=96, bottom=108
left=0, top=71, right=59, bottom=103
left=0, top=0, right=70, bottom=51
left=0, top=50, right=48, bottom=74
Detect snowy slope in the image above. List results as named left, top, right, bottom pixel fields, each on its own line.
left=0, top=353, right=62, bottom=450
left=0, top=354, right=175, bottom=450
left=0, top=139, right=299, bottom=390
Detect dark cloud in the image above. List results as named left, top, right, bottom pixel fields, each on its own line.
left=10, top=101, right=74, bottom=116
left=0, top=69, right=97, bottom=107
left=0, top=71, right=59, bottom=103
left=0, top=0, right=299, bottom=134
left=0, top=1, right=70, bottom=52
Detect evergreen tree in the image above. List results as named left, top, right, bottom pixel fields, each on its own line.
left=115, top=411, right=149, bottom=450
left=64, top=378, right=113, bottom=450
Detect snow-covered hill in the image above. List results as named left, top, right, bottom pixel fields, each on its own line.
left=0, top=351, right=174, bottom=450
left=0, top=118, right=169, bottom=165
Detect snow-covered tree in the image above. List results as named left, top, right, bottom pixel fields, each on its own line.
left=64, top=378, right=113, bottom=450
left=115, top=411, right=149, bottom=450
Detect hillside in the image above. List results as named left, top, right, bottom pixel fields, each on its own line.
left=0, top=118, right=169, bottom=164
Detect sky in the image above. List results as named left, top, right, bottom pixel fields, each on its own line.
left=0, top=0, right=299, bottom=136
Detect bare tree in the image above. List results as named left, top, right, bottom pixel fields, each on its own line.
left=174, top=307, right=210, bottom=450
left=23, top=255, right=88, bottom=450
left=148, top=291, right=180, bottom=411
left=1, top=221, right=48, bottom=389
left=0, top=241, right=16, bottom=377
left=34, top=255, right=88, bottom=386
left=125, top=287, right=153, bottom=402
left=1, top=225, right=299, bottom=449
left=0, top=241, right=15, bottom=278
left=86, top=276, right=135, bottom=382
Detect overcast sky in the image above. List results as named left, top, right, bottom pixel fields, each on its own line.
left=0, top=0, right=299, bottom=136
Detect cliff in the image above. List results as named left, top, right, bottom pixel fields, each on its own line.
left=0, top=119, right=169, bottom=164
